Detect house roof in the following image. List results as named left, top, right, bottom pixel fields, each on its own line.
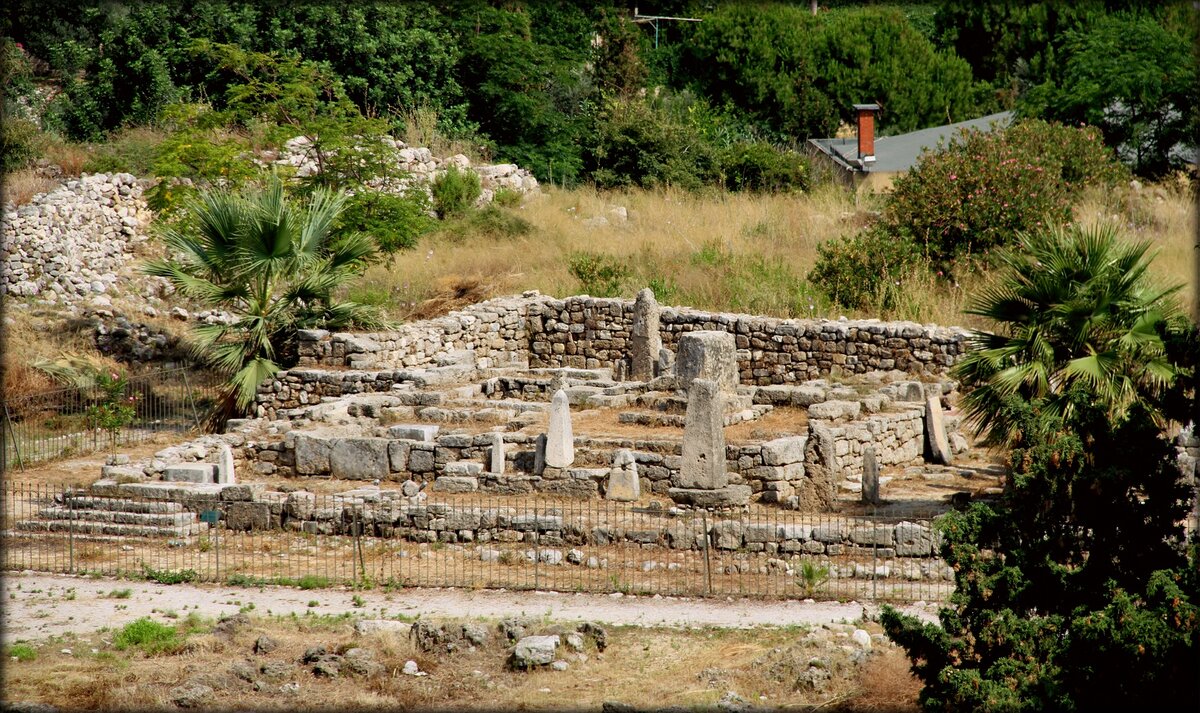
left=808, top=110, right=1015, bottom=173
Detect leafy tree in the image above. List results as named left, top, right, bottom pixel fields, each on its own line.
left=143, top=175, right=384, bottom=419
left=952, top=223, right=1183, bottom=445
left=882, top=225, right=1199, bottom=712
left=1019, top=11, right=1197, bottom=178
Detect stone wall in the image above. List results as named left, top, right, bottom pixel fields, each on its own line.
left=294, top=293, right=969, bottom=385
left=295, top=293, right=534, bottom=370
left=2, top=173, right=153, bottom=307
left=528, top=296, right=971, bottom=383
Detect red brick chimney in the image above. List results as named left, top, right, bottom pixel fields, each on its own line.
left=854, top=103, right=880, bottom=165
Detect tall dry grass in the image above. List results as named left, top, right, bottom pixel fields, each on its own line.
left=3, top=168, right=59, bottom=207
left=355, top=179, right=1196, bottom=330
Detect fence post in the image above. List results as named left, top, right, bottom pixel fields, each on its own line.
left=534, top=502, right=540, bottom=591
left=67, top=484, right=75, bottom=573
left=3, top=404, right=24, bottom=473
left=181, top=369, right=202, bottom=431
left=872, top=505, right=879, bottom=604
left=701, top=509, right=712, bottom=596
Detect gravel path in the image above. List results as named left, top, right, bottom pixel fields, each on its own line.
left=3, top=571, right=941, bottom=641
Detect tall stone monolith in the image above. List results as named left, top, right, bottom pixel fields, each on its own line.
left=678, top=379, right=727, bottom=489
left=861, top=445, right=880, bottom=505
left=217, top=443, right=236, bottom=484
left=630, top=287, right=662, bottom=381
left=489, top=432, right=505, bottom=475
left=675, top=331, right=738, bottom=392
left=925, top=395, right=952, bottom=465
left=545, top=389, right=575, bottom=468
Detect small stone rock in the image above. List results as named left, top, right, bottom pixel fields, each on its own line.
left=169, top=683, right=214, bottom=708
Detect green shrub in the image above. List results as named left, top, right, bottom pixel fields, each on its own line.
left=337, top=190, right=433, bottom=254
left=0, top=118, right=43, bottom=172
left=455, top=205, right=532, bottom=241
left=808, top=227, right=926, bottom=311
left=568, top=252, right=629, bottom=297
left=7, top=643, right=37, bottom=662
left=81, top=127, right=166, bottom=175
left=884, top=118, right=1126, bottom=267
left=296, top=574, right=330, bottom=590
left=720, top=141, right=808, bottom=193
left=113, top=617, right=182, bottom=655
left=140, top=564, right=198, bottom=585
left=431, top=166, right=482, bottom=218
left=586, top=98, right=720, bottom=192
left=492, top=188, right=523, bottom=208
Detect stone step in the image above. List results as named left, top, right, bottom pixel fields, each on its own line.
left=15, top=519, right=209, bottom=538
left=39, top=507, right=197, bottom=527
left=61, top=496, right=186, bottom=514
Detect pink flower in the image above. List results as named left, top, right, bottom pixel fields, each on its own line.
left=949, top=174, right=957, bottom=180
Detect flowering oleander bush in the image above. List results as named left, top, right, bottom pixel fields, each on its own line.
left=885, top=118, right=1127, bottom=266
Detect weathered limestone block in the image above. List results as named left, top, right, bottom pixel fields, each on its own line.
left=545, top=389, right=574, bottom=468
left=605, top=449, right=639, bottom=502
left=760, top=435, right=808, bottom=466
left=925, top=396, right=952, bottom=465
left=677, top=379, right=727, bottom=490
left=163, top=464, right=215, bottom=483
left=431, top=476, right=478, bottom=493
left=217, top=444, right=236, bottom=484
left=294, top=434, right=332, bottom=475
left=225, top=502, right=273, bottom=531
left=330, top=438, right=390, bottom=480
left=861, top=445, right=881, bottom=506
left=489, top=432, right=505, bottom=475
left=675, top=331, right=738, bottom=392
left=630, top=287, right=662, bottom=381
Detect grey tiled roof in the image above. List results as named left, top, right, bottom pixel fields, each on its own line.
left=809, top=111, right=1015, bottom=173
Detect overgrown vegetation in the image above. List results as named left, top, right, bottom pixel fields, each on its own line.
left=113, top=617, right=184, bottom=656
left=881, top=225, right=1199, bottom=712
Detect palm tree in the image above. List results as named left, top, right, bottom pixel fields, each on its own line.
left=952, top=222, right=1184, bottom=445
left=144, top=175, right=385, bottom=422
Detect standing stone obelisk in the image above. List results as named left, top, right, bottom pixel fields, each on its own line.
left=630, top=287, right=662, bottom=381
left=677, top=379, right=728, bottom=489
left=545, top=389, right=575, bottom=468
left=861, top=445, right=880, bottom=505
left=489, top=432, right=505, bottom=475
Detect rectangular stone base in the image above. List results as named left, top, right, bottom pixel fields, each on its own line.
left=431, top=476, right=479, bottom=493
left=668, top=485, right=752, bottom=507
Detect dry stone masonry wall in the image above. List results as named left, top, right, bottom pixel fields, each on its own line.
left=2, top=173, right=153, bottom=307
left=299, top=293, right=970, bottom=384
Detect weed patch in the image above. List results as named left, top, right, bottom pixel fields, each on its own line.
left=113, top=617, right=183, bottom=656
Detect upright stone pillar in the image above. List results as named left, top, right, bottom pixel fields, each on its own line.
left=489, top=432, right=505, bottom=475
left=630, top=287, right=662, bottom=381
left=861, top=445, right=880, bottom=505
left=545, top=389, right=575, bottom=468
left=217, top=443, right=236, bottom=484
left=675, top=331, right=738, bottom=392
left=925, top=395, right=952, bottom=465
left=677, top=379, right=728, bottom=489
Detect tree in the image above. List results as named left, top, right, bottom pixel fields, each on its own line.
left=952, top=223, right=1182, bottom=445
left=882, top=224, right=1200, bottom=712
left=1019, top=11, right=1196, bottom=178
left=143, top=175, right=384, bottom=420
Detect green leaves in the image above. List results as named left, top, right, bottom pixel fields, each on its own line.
left=143, top=174, right=381, bottom=414
left=955, top=223, right=1184, bottom=444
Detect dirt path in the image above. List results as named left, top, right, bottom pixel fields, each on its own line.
left=3, top=571, right=940, bottom=641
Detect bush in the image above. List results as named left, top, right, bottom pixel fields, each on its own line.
left=884, top=118, right=1127, bottom=267
left=140, top=564, right=198, bottom=585
left=337, top=190, right=433, bottom=254
left=586, top=98, right=720, bottom=192
left=7, top=643, right=37, bottom=662
left=720, top=141, right=808, bottom=193
left=808, top=227, right=926, bottom=312
left=113, top=617, right=182, bottom=655
left=431, top=166, right=481, bottom=218
left=568, top=252, right=629, bottom=297
left=81, top=126, right=168, bottom=175
left=492, top=188, right=523, bottom=208
left=0, top=118, right=43, bottom=172
left=455, top=205, right=532, bottom=241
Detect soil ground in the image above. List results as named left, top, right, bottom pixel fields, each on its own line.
left=3, top=571, right=930, bottom=712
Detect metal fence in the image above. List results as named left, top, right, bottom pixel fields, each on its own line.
left=1, top=480, right=957, bottom=604
left=2, top=367, right=224, bottom=470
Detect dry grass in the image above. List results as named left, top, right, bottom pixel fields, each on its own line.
left=355, top=180, right=1196, bottom=330
left=42, top=141, right=90, bottom=178
left=3, top=613, right=918, bottom=711
left=1, top=310, right=111, bottom=401
left=3, top=168, right=59, bottom=207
